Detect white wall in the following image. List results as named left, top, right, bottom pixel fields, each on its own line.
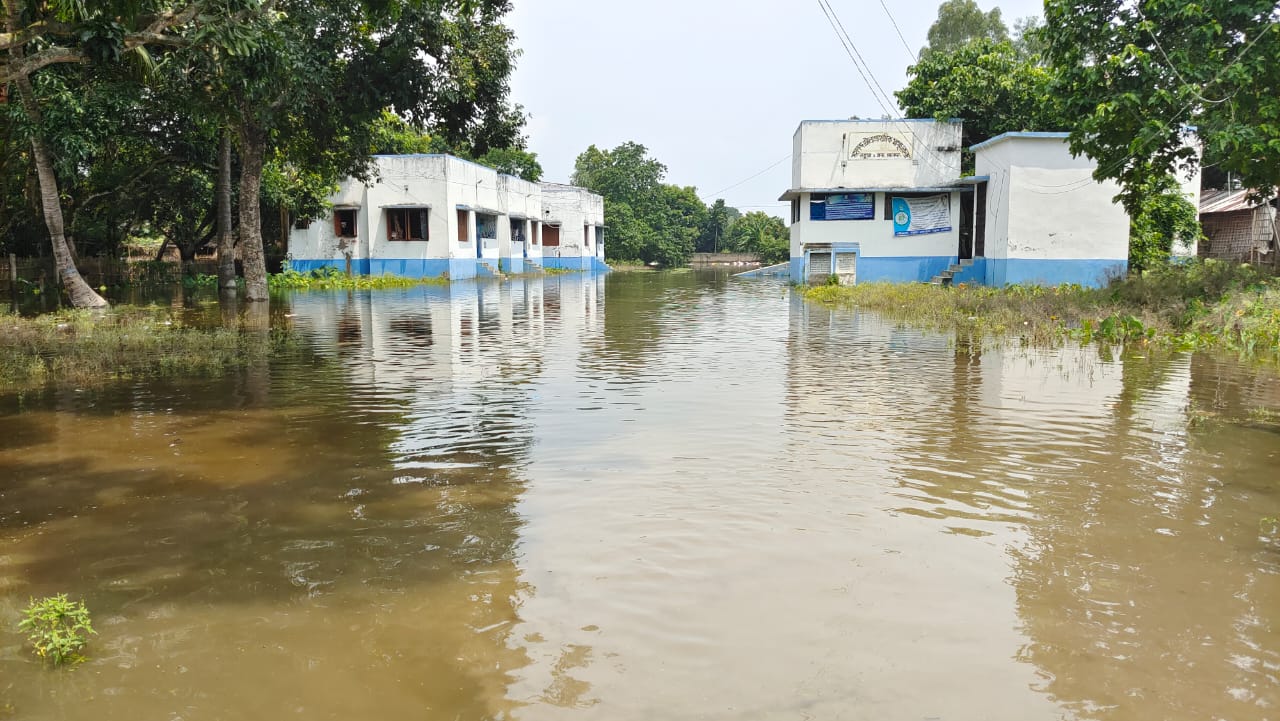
left=977, top=137, right=1128, bottom=262
left=541, top=183, right=606, bottom=259
left=790, top=191, right=960, bottom=259
left=792, top=120, right=963, bottom=191
left=288, top=156, right=593, bottom=266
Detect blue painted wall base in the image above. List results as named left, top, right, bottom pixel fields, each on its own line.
left=986, top=258, right=1125, bottom=288
left=541, top=256, right=611, bottom=272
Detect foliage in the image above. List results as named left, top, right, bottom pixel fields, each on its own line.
left=571, top=142, right=702, bottom=267
left=726, top=211, right=789, bottom=264
left=268, top=265, right=448, bottom=291
left=476, top=146, right=542, bottom=182
left=18, top=595, right=95, bottom=665
left=921, top=0, right=1009, bottom=59
left=896, top=39, right=1065, bottom=169
left=1043, top=0, right=1280, bottom=205
left=1011, top=16, right=1046, bottom=59
left=1127, top=174, right=1203, bottom=271
left=803, top=260, right=1280, bottom=358
left=697, top=199, right=741, bottom=253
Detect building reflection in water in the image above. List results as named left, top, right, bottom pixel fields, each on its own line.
left=785, top=296, right=1280, bottom=720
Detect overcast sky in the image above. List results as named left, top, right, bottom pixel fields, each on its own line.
left=508, top=0, right=1045, bottom=217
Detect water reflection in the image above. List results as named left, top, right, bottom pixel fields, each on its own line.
left=0, top=271, right=1277, bottom=720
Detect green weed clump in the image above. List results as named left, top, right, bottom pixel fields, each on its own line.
left=804, top=259, right=1280, bottom=358
left=18, top=595, right=96, bottom=666
left=268, top=265, right=448, bottom=290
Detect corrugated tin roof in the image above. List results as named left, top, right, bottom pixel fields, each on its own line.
left=1200, top=189, right=1270, bottom=214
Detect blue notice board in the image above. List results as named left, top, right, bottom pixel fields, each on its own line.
left=811, top=193, right=874, bottom=221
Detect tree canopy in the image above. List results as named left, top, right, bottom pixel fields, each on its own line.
left=921, top=0, right=1009, bottom=59
left=1043, top=0, right=1280, bottom=202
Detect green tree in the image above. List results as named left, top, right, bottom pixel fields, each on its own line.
left=1011, top=16, right=1046, bottom=59
left=697, top=199, right=740, bottom=253
left=571, top=142, right=707, bottom=267
left=1043, top=0, right=1280, bottom=204
left=1126, top=173, right=1202, bottom=271
left=2, top=0, right=212, bottom=308
left=896, top=39, right=1065, bottom=172
left=726, top=211, right=789, bottom=264
left=477, top=147, right=542, bottom=182
left=921, top=0, right=1009, bottom=59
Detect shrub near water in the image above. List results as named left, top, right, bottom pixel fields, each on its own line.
left=18, top=595, right=96, bottom=666
left=803, top=260, right=1280, bottom=357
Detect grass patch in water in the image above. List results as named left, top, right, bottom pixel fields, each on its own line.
left=803, top=260, right=1280, bottom=357
left=0, top=307, right=303, bottom=387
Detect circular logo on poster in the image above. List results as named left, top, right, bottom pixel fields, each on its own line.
left=894, top=211, right=909, bottom=225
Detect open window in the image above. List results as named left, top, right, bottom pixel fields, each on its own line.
left=386, top=208, right=428, bottom=242
left=334, top=208, right=358, bottom=238
left=510, top=218, right=527, bottom=244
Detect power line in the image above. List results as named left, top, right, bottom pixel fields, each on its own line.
left=700, top=154, right=792, bottom=201
left=815, top=0, right=955, bottom=178
left=877, top=0, right=917, bottom=64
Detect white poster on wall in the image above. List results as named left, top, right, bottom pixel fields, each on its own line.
left=891, top=195, right=951, bottom=236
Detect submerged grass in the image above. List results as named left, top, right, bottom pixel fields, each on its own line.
left=803, top=260, right=1280, bottom=358
left=0, top=307, right=304, bottom=387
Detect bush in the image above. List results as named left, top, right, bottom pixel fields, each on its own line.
left=18, top=595, right=96, bottom=665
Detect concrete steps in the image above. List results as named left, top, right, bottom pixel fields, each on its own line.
left=929, top=258, right=974, bottom=287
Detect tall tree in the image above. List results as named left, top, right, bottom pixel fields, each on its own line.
left=2, top=0, right=219, bottom=308
left=191, top=0, right=525, bottom=301
left=726, top=211, right=788, bottom=264
left=1043, top=0, right=1280, bottom=202
left=697, top=199, right=741, bottom=253
left=896, top=39, right=1065, bottom=170
left=571, top=142, right=706, bottom=267
left=921, top=0, right=1009, bottom=59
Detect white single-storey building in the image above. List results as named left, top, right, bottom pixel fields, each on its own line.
left=967, top=132, right=1131, bottom=287
left=782, top=119, right=969, bottom=285
left=540, top=183, right=608, bottom=272
left=287, top=155, right=609, bottom=279
left=781, top=121, right=1185, bottom=288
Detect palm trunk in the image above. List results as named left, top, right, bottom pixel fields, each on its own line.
left=5, top=2, right=106, bottom=309
left=238, top=122, right=268, bottom=302
left=216, top=130, right=238, bottom=291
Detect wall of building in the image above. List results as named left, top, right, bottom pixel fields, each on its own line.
left=540, top=183, right=608, bottom=271
left=975, top=135, right=1129, bottom=287
left=288, top=155, right=605, bottom=278
left=790, top=190, right=961, bottom=283
left=791, top=120, right=963, bottom=190
left=786, top=119, right=966, bottom=284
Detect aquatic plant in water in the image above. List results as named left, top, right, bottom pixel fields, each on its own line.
left=18, top=595, right=96, bottom=665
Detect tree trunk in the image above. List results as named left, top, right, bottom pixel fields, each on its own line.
left=5, top=0, right=107, bottom=309
left=238, top=123, right=268, bottom=302
left=216, top=130, right=238, bottom=291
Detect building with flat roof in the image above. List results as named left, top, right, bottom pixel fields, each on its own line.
left=287, top=155, right=608, bottom=279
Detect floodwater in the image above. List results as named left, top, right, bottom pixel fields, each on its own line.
left=1, top=271, right=1279, bottom=720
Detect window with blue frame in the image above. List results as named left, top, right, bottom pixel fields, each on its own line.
left=810, top=193, right=875, bottom=221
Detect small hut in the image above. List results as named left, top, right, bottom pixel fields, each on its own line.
left=1199, top=189, right=1278, bottom=264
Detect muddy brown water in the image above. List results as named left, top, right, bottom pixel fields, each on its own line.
left=1, top=271, right=1278, bottom=720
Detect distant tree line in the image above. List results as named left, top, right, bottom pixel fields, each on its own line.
left=1, top=0, right=538, bottom=307
left=898, top=0, right=1278, bottom=271
left=570, top=142, right=788, bottom=267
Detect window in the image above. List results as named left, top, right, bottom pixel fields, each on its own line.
left=791, top=199, right=801, bottom=223
left=510, top=218, right=527, bottom=244
left=386, top=208, right=428, bottom=241
left=543, top=225, right=561, bottom=247
left=334, top=208, right=358, bottom=238
left=810, top=193, right=874, bottom=221
left=584, top=223, right=591, bottom=248
left=476, top=213, right=498, bottom=240
left=457, top=209, right=469, bottom=242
